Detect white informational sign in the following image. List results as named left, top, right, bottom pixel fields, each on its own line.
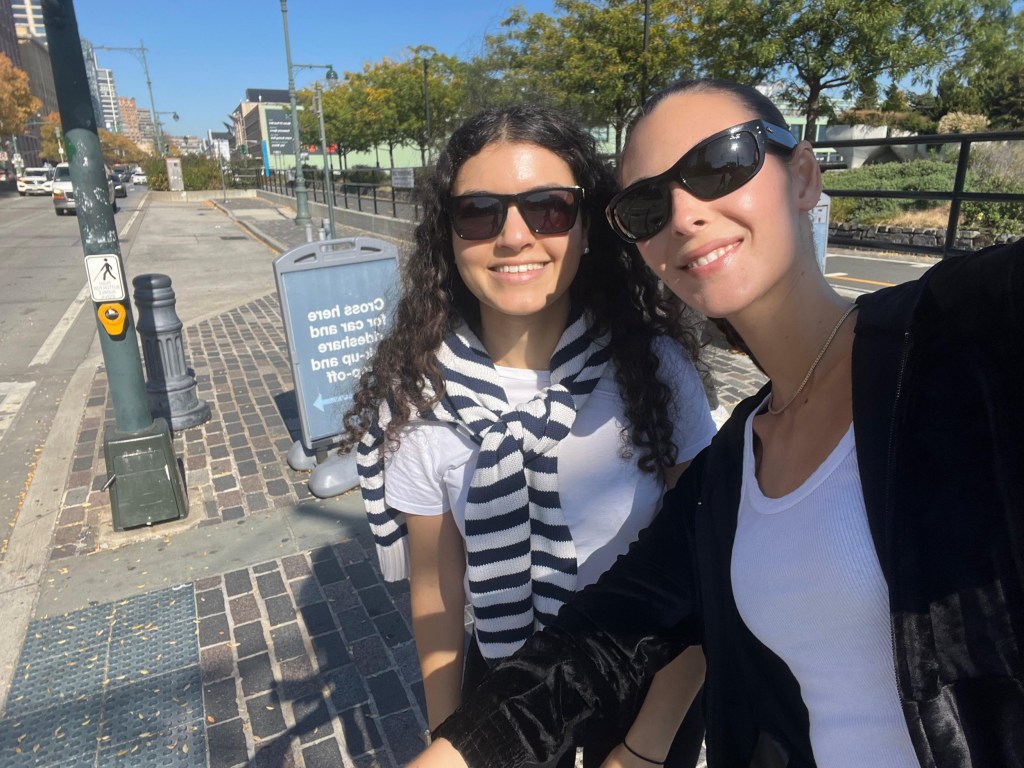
left=84, top=254, right=126, bottom=302
left=166, top=157, right=184, bottom=192
left=392, top=167, right=415, bottom=189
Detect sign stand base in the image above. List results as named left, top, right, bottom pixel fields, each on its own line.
left=287, top=439, right=318, bottom=471
left=308, top=452, right=359, bottom=498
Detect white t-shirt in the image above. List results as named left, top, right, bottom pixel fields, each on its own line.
left=383, top=337, right=716, bottom=591
left=732, top=397, right=919, bottom=767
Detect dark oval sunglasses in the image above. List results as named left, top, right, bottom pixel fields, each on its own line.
left=606, top=120, right=799, bottom=243
left=446, top=186, right=584, bottom=241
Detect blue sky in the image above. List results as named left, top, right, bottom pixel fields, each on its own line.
left=72, top=0, right=558, bottom=138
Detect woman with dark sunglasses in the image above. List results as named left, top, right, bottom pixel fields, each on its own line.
left=339, top=104, right=718, bottom=767
left=410, top=79, right=1024, bottom=768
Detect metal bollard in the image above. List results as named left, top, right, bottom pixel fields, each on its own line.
left=132, top=274, right=211, bottom=431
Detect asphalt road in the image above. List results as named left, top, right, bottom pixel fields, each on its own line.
left=0, top=185, right=148, bottom=564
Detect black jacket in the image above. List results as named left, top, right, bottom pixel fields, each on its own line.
left=436, top=239, right=1024, bottom=768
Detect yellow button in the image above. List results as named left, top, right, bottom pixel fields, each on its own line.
left=97, top=302, right=127, bottom=336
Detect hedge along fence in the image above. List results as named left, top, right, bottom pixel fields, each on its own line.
left=823, top=147, right=1024, bottom=237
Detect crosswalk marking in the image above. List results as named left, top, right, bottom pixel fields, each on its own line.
left=0, top=381, right=36, bottom=439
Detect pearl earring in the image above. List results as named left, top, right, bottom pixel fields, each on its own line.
left=583, top=246, right=590, bottom=255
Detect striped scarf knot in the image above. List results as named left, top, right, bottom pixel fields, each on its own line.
left=358, top=309, right=611, bottom=659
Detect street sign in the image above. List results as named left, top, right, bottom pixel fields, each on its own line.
left=274, top=238, right=399, bottom=450
left=85, top=254, right=127, bottom=302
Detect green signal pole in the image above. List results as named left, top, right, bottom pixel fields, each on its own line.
left=42, top=0, right=186, bottom=529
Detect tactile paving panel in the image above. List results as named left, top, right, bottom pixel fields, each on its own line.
left=106, top=585, right=199, bottom=687
left=110, top=586, right=196, bottom=630
left=99, top=667, right=204, bottom=749
left=2, top=586, right=203, bottom=767
left=96, top=718, right=207, bottom=768
left=4, top=604, right=114, bottom=717
left=0, top=694, right=101, bottom=767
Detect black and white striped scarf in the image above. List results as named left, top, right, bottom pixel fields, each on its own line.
left=357, top=310, right=611, bottom=659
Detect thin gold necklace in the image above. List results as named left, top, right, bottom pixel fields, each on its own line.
left=767, top=303, right=858, bottom=416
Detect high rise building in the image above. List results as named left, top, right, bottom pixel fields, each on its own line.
left=80, top=39, right=105, bottom=128
left=1, top=0, right=23, bottom=64
left=137, top=107, right=156, bottom=152
left=120, top=97, right=140, bottom=142
left=97, top=67, right=120, bottom=132
left=10, top=0, right=44, bottom=40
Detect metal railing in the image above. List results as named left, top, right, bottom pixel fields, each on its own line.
left=813, top=129, right=1024, bottom=258
left=257, top=169, right=421, bottom=221
left=240, top=131, right=1024, bottom=259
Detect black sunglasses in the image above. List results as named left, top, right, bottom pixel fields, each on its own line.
left=606, top=120, right=799, bottom=242
left=446, top=186, right=584, bottom=241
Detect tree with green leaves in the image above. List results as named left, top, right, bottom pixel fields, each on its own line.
left=0, top=53, right=42, bottom=142
left=484, top=0, right=700, bottom=154
left=934, top=0, right=1024, bottom=127
left=695, top=0, right=977, bottom=140
left=398, top=47, right=465, bottom=166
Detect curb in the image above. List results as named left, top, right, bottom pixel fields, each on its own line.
left=210, top=200, right=289, bottom=255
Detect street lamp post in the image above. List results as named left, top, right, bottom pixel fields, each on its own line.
left=279, top=0, right=314, bottom=241
left=288, top=61, right=337, bottom=238
left=94, top=41, right=164, bottom=156
left=314, top=82, right=336, bottom=238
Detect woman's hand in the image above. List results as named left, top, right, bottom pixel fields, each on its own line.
left=599, top=742, right=664, bottom=768
left=610, top=645, right=706, bottom=766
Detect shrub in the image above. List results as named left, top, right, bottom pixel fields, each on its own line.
left=143, top=157, right=167, bottom=190
left=140, top=156, right=227, bottom=191
left=823, top=159, right=956, bottom=224
left=960, top=141, right=1024, bottom=233
left=181, top=157, right=221, bottom=191
left=822, top=149, right=1024, bottom=235
left=937, top=112, right=990, bottom=134
left=833, top=109, right=937, bottom=134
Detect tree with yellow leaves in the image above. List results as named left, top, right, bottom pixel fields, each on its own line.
left=0, top=53, right=42, bottom=140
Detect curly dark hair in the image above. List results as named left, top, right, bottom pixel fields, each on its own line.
left=339, top=104, right=702, bottom=474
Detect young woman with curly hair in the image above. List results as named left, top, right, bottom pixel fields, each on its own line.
left=340, top=104, right=717, bottom=767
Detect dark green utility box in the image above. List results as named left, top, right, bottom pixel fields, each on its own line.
left=103, top=418, right=188, bottom=530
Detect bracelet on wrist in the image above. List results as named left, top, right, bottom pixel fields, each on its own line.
left=622, top=737, right=665, bottom=766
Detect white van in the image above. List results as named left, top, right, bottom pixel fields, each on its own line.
left=52, top=163, right=116, bottom=216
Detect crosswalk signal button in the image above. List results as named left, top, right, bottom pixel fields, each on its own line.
left=98, top=302, right=127, bottom=336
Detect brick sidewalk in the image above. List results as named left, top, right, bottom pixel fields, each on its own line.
left=0, top=195, right=766, bottom=768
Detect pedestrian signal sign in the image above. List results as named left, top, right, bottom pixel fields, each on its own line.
left=85, top=254, right=126, bottom=302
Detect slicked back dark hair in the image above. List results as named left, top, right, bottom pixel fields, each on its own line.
left=339, top=104, right=704, bottom=475
left=627, top=78, right=790, bottom=143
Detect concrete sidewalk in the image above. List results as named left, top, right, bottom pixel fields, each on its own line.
left=0, top=194, right=767, bottom=768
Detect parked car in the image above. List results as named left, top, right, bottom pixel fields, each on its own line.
left=110, top=173, right=127, bottom=198
left=17, top=167, right=53, bottom=196
left=130, top=171, right=148, bottom=185
left=52, top=162, right=116, bottom=216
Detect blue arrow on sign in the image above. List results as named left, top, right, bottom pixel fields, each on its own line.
left=314, top=391, right=347, bottom=412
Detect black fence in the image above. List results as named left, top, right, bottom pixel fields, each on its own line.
left=812, top=129, right=1024, bottom=258
left=257, top=169, right=422, bottom=221
left=237, top=130, right=1024, bottom=259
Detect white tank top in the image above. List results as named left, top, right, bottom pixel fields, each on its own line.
left=731, top=399, right=919, bottom=767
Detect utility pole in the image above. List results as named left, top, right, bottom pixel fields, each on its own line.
left=280, top=0, right=313, bottom=240
left=94, top=40, right=163, bottom=157
left=42, top=0, right=186, bottom=528
left=641, top=0, right=651, bottom=106
left=423, top=58, right=432, bottom=167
